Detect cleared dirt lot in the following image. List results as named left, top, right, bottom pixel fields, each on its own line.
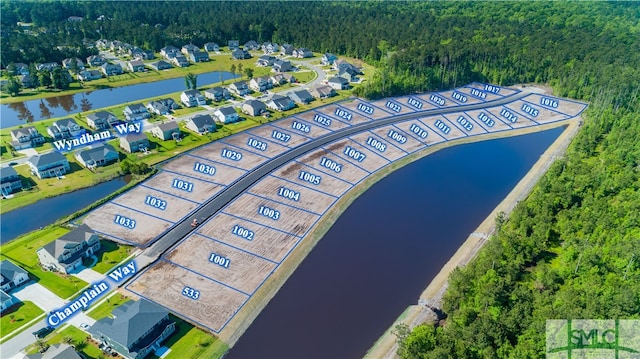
left=162, top=155, right=247, bottom=185
left=368, top=97, right=416, bottom=115
left=392, top=119, right=446, bottom=146
left=369, top=125, right=426, bottom=154
left=165, top=233, right=277, bottom=295
left=83, top=202, right=173, bottom=247
left=349, top=131, right=409, bottom=162
left=190, top=142, right=268, bottom=172
left=221, top=132, right=288, bottom=159
left=271, top=116, right=333, bottom=138
left=126, top=260, right=249, bottom=332
left=466, top=82, right=521, bottom=97
left=249, top=174, right=337, bottom=212
left=272, top=161, right=353, bottom=198
left=295, top=110, right=352, bottom=132
left=111, top=185, right=199, bottom=224
left=522, top=93, right=588, bottom=118
left=323, top=138, right=390, bottom=173
left=142, top=171, right=224, bottom=204
left=338, top=98, right=394, bottom=120
left=196, top=212, right=301, bottom=263
left=417, top=115, right=467, bottom=141
left=441, top=112, right=488, bottom=137
left=455, top=85, right=503, bottom=102
left=438, top=89, right=485, bottom=105
left=296, top=147, right=370, bottom=184
left=247, top=124, right=311, bottom=149
left=316, top=103, right=372, bottom=125
left=463, top=109, right=514, bottom=133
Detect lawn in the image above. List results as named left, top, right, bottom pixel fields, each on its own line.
left=0, top=301, right=44, bottom=338
left=24, top=325, right=104, bottom=358
left=86, top=292, right=131, bottom=320
left=149, top=315, right=229, bottom=359
left=91, top=240, right=133, bottom=274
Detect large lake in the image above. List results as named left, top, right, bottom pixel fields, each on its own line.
left=227, top=126, right=565, bottom=359
left=0, top=71, right=237, bottom=128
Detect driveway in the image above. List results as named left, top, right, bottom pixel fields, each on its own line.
left=71, top=267, right=105, bottom=284
left=12, top=282, right=66, bottom=313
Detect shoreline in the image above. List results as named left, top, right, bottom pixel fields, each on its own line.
left=364, top=116, right=582, bottom=359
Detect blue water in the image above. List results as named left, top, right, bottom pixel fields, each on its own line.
left=0, top=71, right=237, bottom=128
left=228, top=126, right=565, bottom=359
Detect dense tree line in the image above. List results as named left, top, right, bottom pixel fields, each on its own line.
left=2, top=2, right=639, bottom=357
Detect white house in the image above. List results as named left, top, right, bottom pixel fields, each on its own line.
left=185, top=114, right=216, bottom=135
left=37, top=224, right=101, bottom=274
left=0, top=260, right=29, bottom=292
left=213, top=106, right=239, bottom=124
left=180, top=90, right=206, bottom=108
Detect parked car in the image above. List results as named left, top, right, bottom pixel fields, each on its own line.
left=33, top=326, right=54, bottom=338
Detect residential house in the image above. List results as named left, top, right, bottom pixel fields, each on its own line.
left=75, top=143, right=119, bottom=169
left=172, top=55, right=190, bottom=68
left=87, top=111, right=119, bottom=130
left=334, top=59, right=363, bottom=74
left=287, top=89, right=314, bottom=105
left=262, top=42, right=279, bottom=54
left=101, top=63, right=123, bottom=76
left=133, top=50, right=155, bottom=61
left=244, top=40, right=259, bottom=51
left=232, top=49, right=251, bottom=60
left=1, top=291, right=16, bottom=313
left=272, top=59, right=292, bottom=72
left=86, top=55, right=107, bottom=67
left=256, top=55, right=276, bottom=67
left=146, top=98, right=178, bottom=115
left=293, top=48, right=313, bottom=58
left=321, top=53, right=338, bottom=66
left=180, top=90, right=206, bottom=108
left=338, top=67, right=360, bottom=82
left=160, top=45, right=180, bottom=60
left=1, top=167, right=22, bottom=195
left=19, top=75, right=35, bottom=88
left=280, top=44, right=294, bottom=56
left=249, top=76, right=273, bottom=93
left=270, top=73, right=288, bottom=86
left=228, top=40, right=240, bottom=51
left=36, top=62, right=60, bottom=72
left=77, top=69, right=102, bottom=81
left=204, top=42, right=219, bottom=52
left=150, top=121, right=180, bottom=141
left=37, top=224, right=101, bottom=273
left=282, top=73, right=296, bottom=83
left=88, top=299, right=175, bottom=359
left=46, top=118, right=86, bottom=139
left=12, top=63, right=30, bottom=76
left=147, top=60, right=173, bottom=71
left=328, top=76, right=350, bottom=90
left=204, top=87, right=231, bottom=102
left=120, top=133, right=149, bottom=153
left=10, top=127, right=45, bottom=150
left=25, top=343, right=83, bottom=359
left=123, top=103, right=150, bottom=121
left=0, top=260, right=29, bottom=292
left=62, top=57, right=85, bottom=70
left=189, top=50, right=210, bottom=63
left=310, top=84, right=337, bottom=99
left=213, top=106, right=239, bottom=124
left=185, top=114, right=216, bottom=135
left=228, top=81, right=249, bottom=96
left=27, top=152, right=71, bottom=179
left=266, top=94, right=295, bottom=111
left=127, top=60, right=145, bottom=72
left=181, top=44, right=199, bottom=56
left=242, top=100, right=267, bottom=116
left=67, top=15, right=83, bottom=22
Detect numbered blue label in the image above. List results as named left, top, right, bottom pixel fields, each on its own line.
left=343, top=146, right=366, bottom=162
left=484, top=84, right=500, bottom=94
left=410, top=123, right=428, bottom=139
left=357, top=103, right=374, bottom=115
left=182, top=286, right=200, bottom=300
left=521, top=103, right=539, bottom=117
left=208, top=252, right=230, bottom=268
left=271, top=129, right=291, bottom=142
left=451, top=92, right=467, bottom=103
left=292, top=121, right=311, bottom=133
left=477, top=112, right=494, bottom=127
left=335, top=108, right=352, bottom=121
left=470, top=88, right=487, bottom=99
left=299, top=170, right=321, bottom=185
left=313, top=114, right=332, bottom=127
left=172, top=178, right=194, bottom=192
left=221, top=148, right=243, bottom=161
left=144, top=195, right=167, bottom=210
left=500, top=108, right=517, bottom=123
left=434, top=120, right=451, bottom=135
left=540, top=97, right=559, bottom=108
left=407, top=97, right=423, bottom=109
left=258, top=205, right=280, bottom=220
left=366, top=137, right=386, bottom=152
left=456, top=116, right=473, bottom=131
left=320, top=157, right=342, bottom=173
left=232, top=224, right=254, bottom=241
left=385, top=101, right=401, bottom=112
left=247, top=137, right=267, bottom=151
left=278, top=186, right=300, bottom=201
left=430, top=94, right=445, bottom=106
left=193, top=162, right=216, bottom=176
left=387, top=129, right=407, bottom=144
left=114, top=214, right=136, bottom=229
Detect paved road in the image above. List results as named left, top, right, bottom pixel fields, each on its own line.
left=134, top=91, right=530, bottom=272
left=289, top=59, right=326, bottom=88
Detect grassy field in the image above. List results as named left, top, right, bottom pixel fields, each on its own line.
left=0, top=301, right=44, bottom=337
left=91, top=240, right=133, bottom=274
left=149, top=315, right=229, bottom=359
left=86, top=292, right=131, bottom=320
left=24, top=325, right=104, bottom=358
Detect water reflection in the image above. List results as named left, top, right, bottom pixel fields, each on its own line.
left=7, top=102, right=34, bottom=123
left=39, top=100, right=54, bottom=119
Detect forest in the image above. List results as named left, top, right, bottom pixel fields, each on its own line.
left=2, top=2, right=639, bottom=358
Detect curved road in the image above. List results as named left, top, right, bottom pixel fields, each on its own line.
left=135, top=91, right=530, bottom=269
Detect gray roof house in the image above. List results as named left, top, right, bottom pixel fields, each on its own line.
left=293, top=48, right=313, bottom=58
left=160, top=45, right=180, bottom=59
left=204, top=86, right=231, bottom=102
left=36, top=62, right=60, bottom=72
left=244, top=40, right=260, bottom=51
left=232, top=49, right=251, bottom=60
left=146, top=98, right=178, bottom=115
left=328, top=76, right=350, bottom=90
left=189, top=50, right=210, bottom=63
left=272, top=59, right=292, bottom=72
left=242, top=100, right=267, bottom=116
left=77, top=69, right=102, bottom=81
left=334, top=59, right=363, bottom=74
left=181, top=43, right=199, bottom=56
left=86, top=55, right=107, bottom=67
left=120, top=133, right=150, bottom=153
left=27, top=152, right=70, bottom=179
left=338, top=67, right=360, bottom=82
left=256, top=55, right=276, bottom=67
left=229, top=81, right=249, bottom=96
left=1, top=290, right=16, bottom=313
left=47, top=118, right=86, bottom=140
left=37, top=224, right=101, bottom=274
left=147, top=60, right=173, bottom=71
left=213, top=106, right=240, bottom=124
left=204, top=42, right=219, bottom=52
left=280, top=44, right=294, bottom=56
left=249, top=76, right=273, bottom=93
left=19, top=74, right=35, bottom=88
left=10, top=126, right=45, bottom=150
left=25, top=343, right=83, bottom=359
left=180, top=90, right=206, bottom=108
left=321, top=53, right=338, bottom=66
left=151, top=121, right=180, bottom=141
left=310, top=84, right=337, bottom=99
left=62, top=57, right=85, bottom=70
left=128, top=60, right=145, bottom=72
left=186, top=114, right=216, bottom=135
left=101, top=63, right=123, bottom=76
left=87, top=111, right=119, bottom=130
left=1, top=166, right=22, bottom=195
left=124, top=103, right=150, bottom=121
left=75, top=143, right=119, bottom=169
left=228, top=40, right=240, bottom=50
left=287, top=89, right=315, bottom=105
left=0, top=260, right=29, bottom=292
left=89, top=299, right=176, bottom=359
left=262, top=42, right=279, bottom=54
left=171, top=55, right=190, bottom=68
left=266, top=94, right=295, bottom=112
